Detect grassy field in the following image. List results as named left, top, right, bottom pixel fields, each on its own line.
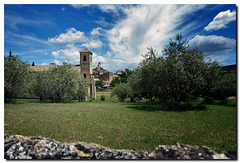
left=96, top=90, right=116, bottom=99
left=4, top=97, right=236, bottom=153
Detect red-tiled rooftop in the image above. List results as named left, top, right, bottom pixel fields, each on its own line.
left=29, top=65, right=56, bottom=72
left=80, top=48, right=93, bottom=54
left=29, top=65, right=80, bottom=72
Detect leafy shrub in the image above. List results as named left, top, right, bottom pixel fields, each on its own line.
left=111, top=83, right=133, bottom=102
left=100, top=95, right=105, bottom=101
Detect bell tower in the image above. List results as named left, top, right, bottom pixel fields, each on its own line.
left=80, top=48, right=96, bottom=98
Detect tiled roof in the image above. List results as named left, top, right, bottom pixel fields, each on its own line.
left=80, top=48, right=93, bottom=54
left=113, top=74, right=120, bottom=78
left=116, top=70, right=123, bottom=75
left=29, top=65, right=80, bottom=72
left=29, top=65, right=56, bottom=72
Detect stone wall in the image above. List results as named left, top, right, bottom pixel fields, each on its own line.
left=4, top=134, right=236, bottom=160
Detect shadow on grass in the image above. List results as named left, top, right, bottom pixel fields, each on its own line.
left=7, top=98, right=120, bottom=104
left=213, top=100, right=237, bottom=108
left=7, top=99, right=79, bottom=104
left=125, top=101, right=207, bottom=112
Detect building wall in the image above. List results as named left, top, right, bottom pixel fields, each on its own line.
left=80, top=52, right=93, bottom=84
left=80, top=50, right=96, bottom=99
left=103, top=71, right=113, bottom=82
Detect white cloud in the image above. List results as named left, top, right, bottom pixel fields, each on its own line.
left=48, top=28, right=87, bottom=44
left=70, top=4, right=91, bottom=9
left=5, top=15, right=54, bottom=30
left=107, top=4, right=206, bottom=64
left=188, top=35, right=236, bottom=55
left=49, top=27, right=104, bottom=65
left=50, top=43, right=80, bottom=64
left=53, top=59, right=65, bottom=65
left=90, top=27, right=103, bottom=36
left=105, top=51, right=112, bottom=58
left=41, top=63, right=48, bottom=66
left=92, top=53, right=106, bottom=66
left=81, top=39, right=103, bottom=49
left=6, top=31, right=51, bottom=46
left=96, top=4, right=130, bottom=14
left=204, top=10, right=236, bottom=31
left=70, top=4, right=130, bottom=14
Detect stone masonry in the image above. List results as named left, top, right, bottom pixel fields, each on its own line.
left=4, top=134, right=236, bottom=160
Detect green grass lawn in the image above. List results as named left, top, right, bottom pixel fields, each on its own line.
left=4, top=98, right=236, bottom=153
left=96, top=91, right=117, bottom=99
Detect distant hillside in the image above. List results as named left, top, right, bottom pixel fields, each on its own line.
left=222, top=64, right=236, bottom=73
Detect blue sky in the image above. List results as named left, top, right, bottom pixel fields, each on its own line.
left=4, top=4, right=236, bottom=72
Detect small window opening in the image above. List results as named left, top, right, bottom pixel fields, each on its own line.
left=83, top=55, right=87, bottom=61
left=84, top=74, right=86, bottom=78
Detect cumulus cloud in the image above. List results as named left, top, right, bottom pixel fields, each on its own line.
left=204, top=10, right=236, bottom=31
left=50, top=5, right=236, bottom=71
left=188, top=35, right=236, bottom=55
left=50, top=43, right=80, bottom=64
left=48, top=28, right=87, bottom=44
left=67, top=4, right=210, bottom=70
left=90, top=27, right=103, bottom=36
left=81, top=39, right=103, bottom=49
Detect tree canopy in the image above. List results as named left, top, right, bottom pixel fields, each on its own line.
left=127, top=33, right=234, bottom=107
left=30, top=63, right=88, bottom=102
left=4, top=54, right=30, bottom=102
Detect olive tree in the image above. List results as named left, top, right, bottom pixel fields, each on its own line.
left=30, top=63, right=88, bottom=102
left=30, top=70, right=51, bottom=101
left=111, top=83, right=133, bottom=102
left=213, top=70, right=236, bottom=104
left=4, top=54, right=30, bottom=102
left=128, top=33, right=223, bottom=108
left=199, top=61, right=221, bottom=103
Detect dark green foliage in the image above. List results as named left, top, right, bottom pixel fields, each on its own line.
left=213, top=70, right=236, bottom=104
left=110, top=69, right=132, bottom=87
left=222, top=64, right=236, bottom=73
left=198, top=61, right=221, bottom=104
left=119, top=70, right=132, bottom=83
left=100, top=95, right=105, bottom=101
left=129, top=34, right=206, bottom=105
left=110, top=78, right=121, bottom=87
left=30, top=63, right=88, bottom=102
left=128, top=33, right=232, bottom=109
left=4, top=54, right=30, bottom=102
left=111, top=83, right=133, bottom=102
left=95, top=80, right=103, bottom=88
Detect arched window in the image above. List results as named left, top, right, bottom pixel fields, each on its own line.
left=84, top=74, right=86, bottom=78
left=83, top=55, right=87, bottom=61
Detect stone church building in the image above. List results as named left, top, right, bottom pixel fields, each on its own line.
left=30, top=48, right=97, bottom=99
left=28, top=48, right=123, bottom=99
left=79, top=48, right=96, bottom=99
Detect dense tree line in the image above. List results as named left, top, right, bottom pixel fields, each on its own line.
left=4, top=54, right=88, bottom=102
left=113, top=34, right=236, bottom=106
left=4, top=54, right=30, bottom=102
left=31, top=63, right=88, bottom=102
left=30, top=63, right=88, bottom=102
left=110, top=69, right=133, bottom=87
